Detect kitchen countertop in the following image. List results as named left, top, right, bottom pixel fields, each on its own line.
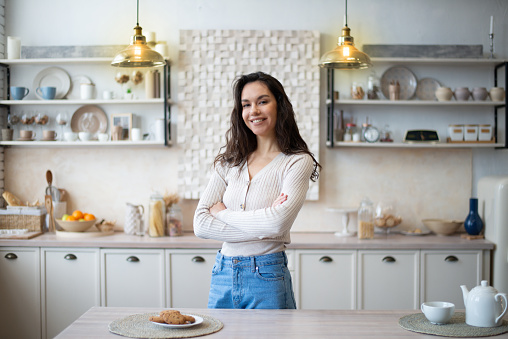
left=55, top=306, right=508, bottom=339
left=0, top=231, right=495, bottom=250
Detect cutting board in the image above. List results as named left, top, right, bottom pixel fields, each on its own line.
left=0, top=231, right=43, bottom=239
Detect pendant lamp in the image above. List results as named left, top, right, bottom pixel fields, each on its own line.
left=318, top=0, right=372, bottom=69
left=111, top=0, right=166, bottom=68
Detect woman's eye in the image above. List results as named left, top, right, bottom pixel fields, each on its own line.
left=242, top=104, right=250, bottom=108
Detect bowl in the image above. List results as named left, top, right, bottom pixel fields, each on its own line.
left=422, top=219, right=463, bottom=236
left=55, top=219, right=95, bottom=232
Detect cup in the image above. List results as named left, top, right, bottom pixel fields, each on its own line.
left=111, top=125, right=123, bottom=141
left=64, top=131, right=78, bottom=141
left=98, top=133, right=109, bottom=142
left=42, top=130, right=57, bottom=141
left=52, top=201, right=67, bottom=220
left=131, top=128, right=142, bottom=141
left=102, top=90, right=114, bottom=100
left=36, top=86, right=56, bottom=100
left=7, top=36, right=21, bottom=59
left=19, top=130, right=34, bottom=140
left=78, top=131, right=92, bottom=141
left=80, top=83, right=95, bottom=100
left=389, top=83, right=400, bottom=100
left=2, top=129, right=13, bottom=141
left=490, top=87, right=505, bottom=102
left=10, top=86, right=29, bottom=100
left=421, top=301, right=455, bottom=324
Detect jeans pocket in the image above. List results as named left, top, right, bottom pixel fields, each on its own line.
left=255, top=263, right=285, bottom=281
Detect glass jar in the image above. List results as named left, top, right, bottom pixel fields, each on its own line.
left=344, top=123, right=360, bottom=142
left=166, top=204, right=183, bottom=236
left=367, top=71, right=380, bottom=100
left=148, top=192, right=165, bottom=237
left=351, top=82, right=365, bottom=100
left=358, top=197, right=374, bottom=239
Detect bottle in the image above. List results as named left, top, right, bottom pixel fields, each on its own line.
left=148, top=192, right=165, bottom=237
left=358, top=197, right=375, bottom=239
left=335, top=110, right=344, bottom=142
left=464, top=198, right=484, bottom=235
left=166, top=204, right=183, bottom=236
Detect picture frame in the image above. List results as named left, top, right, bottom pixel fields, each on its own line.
left=110, top=113, right=133, bottom=140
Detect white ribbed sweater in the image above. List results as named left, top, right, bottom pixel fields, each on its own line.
left=193, top=153, right=314, bottom=257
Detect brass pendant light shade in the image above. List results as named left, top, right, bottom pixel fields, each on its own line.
left=318, top=1, right=372, bottom=69
left=111, top=1, right=166, bottom=67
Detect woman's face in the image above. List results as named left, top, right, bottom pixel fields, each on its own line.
left=241, top=81, right=277, bottom=139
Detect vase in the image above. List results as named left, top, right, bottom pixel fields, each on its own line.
left=464, top=198, right=484, bottom=235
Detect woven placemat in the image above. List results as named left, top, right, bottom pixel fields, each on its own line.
left=399, top=312, right=508, bottom=337
left=108, top=312, right=223, bottom=338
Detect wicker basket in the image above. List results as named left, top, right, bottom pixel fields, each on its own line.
left=0, top=207, right=46, bottom=232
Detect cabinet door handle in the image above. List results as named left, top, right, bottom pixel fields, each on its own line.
left=382, top=256, right=396, bottom=263
left=126, top=256, right=140, bottom=262
left=5, top=253, right=17, bottom=260
left=319, top=256, right=333, bottom=263
left=64, top=254, right=77, bottom=260
left=445, top=255, right=459, bottom=262
left=191, top=256, right=205, bottom=263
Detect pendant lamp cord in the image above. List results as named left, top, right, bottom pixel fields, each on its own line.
left=344, top=0, right=348, bottom=27
left=136, top=0, right=140, bottom=26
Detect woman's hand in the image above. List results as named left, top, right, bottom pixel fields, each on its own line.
left=272, top=193, right=288, bottom=207
left=210, top=202, right=226, bottom=217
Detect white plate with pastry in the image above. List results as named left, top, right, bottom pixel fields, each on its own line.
left=150, top=314, right=203, bottom=328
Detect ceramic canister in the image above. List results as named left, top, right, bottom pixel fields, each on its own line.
left=454, top=87, right=471, bottom=101
left=472, top=87, right=488, bottom=101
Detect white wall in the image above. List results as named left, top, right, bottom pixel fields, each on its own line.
left=3, top=0, right=508, bottom=233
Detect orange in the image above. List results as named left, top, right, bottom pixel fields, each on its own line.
left=67, top=215, right=77, bottom=221
left=84, top=213, right=95, bottom=221
left=72, top=210, right=84, bottom=220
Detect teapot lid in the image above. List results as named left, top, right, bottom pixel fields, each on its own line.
left=471, top=280, right=498, bottom=294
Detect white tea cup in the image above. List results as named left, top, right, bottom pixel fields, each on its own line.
left=421, top=301, right=455, bottom=324
left=98, top=133, right=109, bottom=142
left=102, top=90, right=114, bottom=100
left=131, top=128, right=142, bottom=141
left=64, top=132, right=78, bottom=141
left=78, top=131, right=91, bottom=141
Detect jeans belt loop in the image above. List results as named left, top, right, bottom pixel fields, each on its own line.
left=251, top=256, right=256, bottom=272
left=218, top=251, right=224, bottom=271
left=282, top=251, right=288, bottom=266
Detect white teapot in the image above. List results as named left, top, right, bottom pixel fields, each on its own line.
left=460, top=280, right=507, bottom=327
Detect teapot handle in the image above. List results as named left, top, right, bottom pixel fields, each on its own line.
left=495, top=293, right=508, bottom=325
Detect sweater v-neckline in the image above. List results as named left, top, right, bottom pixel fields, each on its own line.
left=245, top=152, right=282, bottom=182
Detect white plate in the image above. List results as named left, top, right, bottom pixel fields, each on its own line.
left=416, top=78, right=441, bottom=101
left=33, top=67, right=71, bottom=99
left=400, top=230, right=431, bottom=236
left=380, top=66, right=417, bottom=100
left=150, top=315, right=203, bottom=328
left=66, top=75, right=93, bottom=100
left=70, top=105, right=108, bottom=134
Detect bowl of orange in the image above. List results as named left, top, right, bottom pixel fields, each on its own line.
left=55, top=210, right=96, bottom=232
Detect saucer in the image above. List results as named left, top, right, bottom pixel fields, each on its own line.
left=42, top=138, right=57, bottom=141
left=17, top=137, right=35, bottom=141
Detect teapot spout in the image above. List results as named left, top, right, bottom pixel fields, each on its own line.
left=460, top=285, right=469, bottom=307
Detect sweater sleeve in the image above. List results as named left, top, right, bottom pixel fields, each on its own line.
left=193, top=166, right=261, bottom=242
left=214, top=154, right=314, bottom=239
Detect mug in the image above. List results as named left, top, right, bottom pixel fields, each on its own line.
left=36, top=86, right=56, bottom=100
left=64, top=131, right=78, bottom=141
left=80, top=83, right=95, bottom=100
left=2, top=128, right=13, bottom=141
left=42, top=130, right=57, bottom=141
left=111, top=125, right=123, bottom=141
left=102, top=90, right=114, bottom=100
left=10, top=86, right=29, bottom=100
left=421, top=301, right=455, bottom=324
left=131, top=128, right=142, bottom=141
left=98, top=133, right=109, bottom=142
left=19, top=130, right=35, bottom=139
left=154, top=119, right=165, bottom=142
left=125, top=203, right=145, bottom=236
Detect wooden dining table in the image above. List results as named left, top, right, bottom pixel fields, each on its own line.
left=55, top=306, right=508, bottom=338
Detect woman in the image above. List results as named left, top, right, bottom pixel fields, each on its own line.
left=194, top=71, right=321, bottom=309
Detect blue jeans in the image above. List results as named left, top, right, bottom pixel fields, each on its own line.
left=208, top=251, right=296, bottom=309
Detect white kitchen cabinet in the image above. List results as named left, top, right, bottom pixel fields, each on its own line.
left=421, top=250, right=483, bottom=308
left=296, top=250, right=356, bottom=310
left=326, top=58, right=507, bottom=149
left=101, top=249, right=166, bottom=307
left=167, top=249, right=217, bottom=308
left=40, top=247, right=100, bottom=339
left=0, top=247, right=41, bottom=339
left=358, top=250, right=419, bottom=310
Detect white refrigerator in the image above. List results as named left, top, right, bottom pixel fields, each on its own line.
left=478, top=176, right=508, bottom=294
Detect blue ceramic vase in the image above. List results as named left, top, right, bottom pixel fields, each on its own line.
left=464, top=198, right=484, bottom=235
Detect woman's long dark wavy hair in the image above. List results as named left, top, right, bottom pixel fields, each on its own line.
left=214, top=72, right=321, bottom=182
